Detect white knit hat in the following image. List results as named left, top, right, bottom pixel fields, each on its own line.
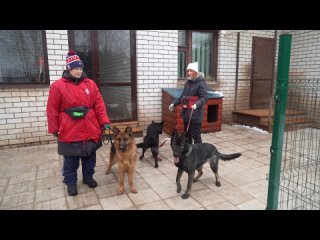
left=187, top=62, right=198, bottom=73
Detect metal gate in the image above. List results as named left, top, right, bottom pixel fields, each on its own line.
left=278, top=79, right=320, bottom=209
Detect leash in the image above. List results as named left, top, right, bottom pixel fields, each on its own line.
left=159, top=138, right=168, bottom=147
left=186, top=108, right=194, bottom=132
left=102, top=128, right=113, bottom=145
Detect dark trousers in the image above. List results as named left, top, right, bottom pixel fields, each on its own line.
left=62, top=152, right=96, bottom=186
left=184, top=122, right=202, bottom=144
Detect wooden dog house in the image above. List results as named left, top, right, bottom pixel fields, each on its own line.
left=162, top=88, right=223, bottom=135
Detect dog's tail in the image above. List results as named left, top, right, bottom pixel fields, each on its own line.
left=219, top=152, right=241, bottom=161
left=136, top=142, right=144, bottom=148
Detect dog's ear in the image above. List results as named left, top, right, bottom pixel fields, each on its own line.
left=181, top=132, right=188, bottom=144
left=181, top=131, right=186, bottom=140
left=125, top=126, right=133, bottom=136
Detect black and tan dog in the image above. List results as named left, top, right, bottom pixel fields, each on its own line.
left=170, top=129, right=241, bottom=199
left=105, top=126, right=138, bottom=194
left=137, top=121, right=164, bottom=168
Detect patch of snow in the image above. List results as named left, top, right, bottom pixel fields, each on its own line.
left=233, top=124, right=269, bottom=134
left=208, top=90, right=224, bottom=97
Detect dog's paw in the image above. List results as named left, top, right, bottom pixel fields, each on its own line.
left=177, top=185, right=181, bottom=193
left=130, top=186, right=138, bottom=193
left=181, top=193, right=190, bottom=199
left=216, top=182, right=221, bottom=187
left=154, top=164, right=159, bottom=168
left=193, top=179, right=198, bottom=183
left=139, top=156, right=144, bottom=160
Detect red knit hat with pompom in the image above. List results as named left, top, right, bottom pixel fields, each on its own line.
left=66, top=50, right=84, bottom=71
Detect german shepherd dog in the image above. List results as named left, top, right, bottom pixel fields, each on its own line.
left=170, top=130, right=241, bottom=199
left=105, top=126, right=138, bottom=194
left=137, top=121, right=164, bottom=168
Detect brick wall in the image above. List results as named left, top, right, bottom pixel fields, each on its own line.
left=46, top=30, right=69, bottom=84
left=281, top=30, right=320, bottom=129
left=282, top=30, right=320, bottom=79
left=217, top=30, right=276, bottom=123
left=0, top=30, right=68, bottom=149
left=136, top=30, right=178, bottom=130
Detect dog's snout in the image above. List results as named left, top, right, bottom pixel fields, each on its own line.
left=119, top=143, right=127, bottom=151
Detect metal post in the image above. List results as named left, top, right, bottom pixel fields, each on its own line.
left=268, top=30, right=278, bottom=129
left=266, top=34, right=292, bottom=210
left=234, top=32, right=240, bottom=111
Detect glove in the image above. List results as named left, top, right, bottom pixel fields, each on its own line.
left=191, top=104, right=197, bottom=110
left=103, top=124, right=111, bottom=130
left=53, top=133, right=58, bottom=137
left=168, top=103, right=174, bottom=112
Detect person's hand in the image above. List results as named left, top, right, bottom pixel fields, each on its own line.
left=191, top=104, right=197, bottom=110
left=103, top=124, right=111, bottom=130
left=53, top=133, right=58, bottom=137
left=168, top=103, right=174, bottom=112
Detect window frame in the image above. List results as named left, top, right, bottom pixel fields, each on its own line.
left=0, top=30, right=49, bottom=88
left=178, top=30, right=218, bottom=81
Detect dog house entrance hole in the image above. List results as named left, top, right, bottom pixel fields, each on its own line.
left=207, top=105, right=218, bottom=122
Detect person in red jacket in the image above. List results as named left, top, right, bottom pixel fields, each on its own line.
left=46, top=50, right=111, bottom=196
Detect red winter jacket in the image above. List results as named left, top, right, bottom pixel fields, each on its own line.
left=46, top=76, right=110, bottom=143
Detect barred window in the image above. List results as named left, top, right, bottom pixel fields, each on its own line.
left=0, top=30, right=48, bottom=85
left=178, top=30, right=218, bottom=80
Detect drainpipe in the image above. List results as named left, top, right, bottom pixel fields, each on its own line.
left=234, top=32, right=240, bottom=111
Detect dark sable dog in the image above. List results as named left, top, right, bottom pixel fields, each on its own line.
left=137, top=121, right=164, bottom=168
left=170, top=130, right=241, bottom=199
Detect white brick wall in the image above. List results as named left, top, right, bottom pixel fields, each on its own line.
left=217, top=30, right=276, bottom=123
left=136, top=30, right=178, bottom=130
left=46, top=30, right=69, bottom=84
left=0, top=30, right=68, bottom=148
left=0, top=86, right=51, bottom=148
left=282, top=30, right=320, bottom=79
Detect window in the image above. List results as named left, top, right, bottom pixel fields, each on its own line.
left=178, top=31, right=187, bottom=78
left=0, top=30, right=48, bottom=85
left=178, top=30, right=218, bottom=80
left=68, top=30, right=137, bottom=122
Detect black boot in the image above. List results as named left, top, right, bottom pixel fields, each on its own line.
left=67, top=185, right=78, bottom=196
left=83, top=178, right=97, bottom=188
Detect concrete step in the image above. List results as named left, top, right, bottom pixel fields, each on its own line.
left=260, top=115, right=314, bottom=132
left=233, top=108, right=315, bottom=133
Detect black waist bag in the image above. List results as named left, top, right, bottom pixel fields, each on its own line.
left=64, top=106, right=90, bottom=119
left=58, top=140, right=102, bottom=157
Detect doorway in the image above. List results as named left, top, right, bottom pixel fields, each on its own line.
left=250, top=37, right=275, bottom=109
